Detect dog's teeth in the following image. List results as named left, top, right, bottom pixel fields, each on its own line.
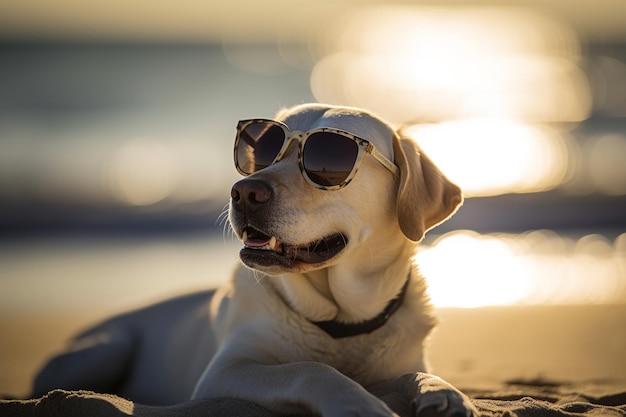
left=242, top=230, right=248, bottom=242
left=269, top=236, right=277, bottom=251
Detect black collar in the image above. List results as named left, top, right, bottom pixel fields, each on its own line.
left=311, top=278, right=410, bottom=339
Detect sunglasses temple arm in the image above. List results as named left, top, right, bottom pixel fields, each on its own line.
left=369, top=144, right=400, bottom=177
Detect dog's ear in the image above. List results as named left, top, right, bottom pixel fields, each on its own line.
left=393, top=132, right=463, bottom=242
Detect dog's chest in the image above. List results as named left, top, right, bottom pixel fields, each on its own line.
left=271, top=313, right=420, bottom=385
left=225, top=270, right=427, bottom=385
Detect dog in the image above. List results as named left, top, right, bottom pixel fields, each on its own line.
left=33, top=103, right=477, bottom=417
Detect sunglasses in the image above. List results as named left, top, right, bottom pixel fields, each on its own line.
left=234, top=119, right=399, bottom=190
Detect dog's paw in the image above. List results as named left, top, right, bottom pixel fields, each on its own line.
left=411, top=388, right=477, bottom=417
left=409, top=374, right=478, bottom=417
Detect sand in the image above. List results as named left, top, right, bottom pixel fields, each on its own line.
left=1, top=303, right=625, bottom=416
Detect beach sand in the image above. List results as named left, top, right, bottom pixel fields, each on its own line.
left=1, top=302, right=625, bottom=416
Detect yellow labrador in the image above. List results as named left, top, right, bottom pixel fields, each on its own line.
left=34, top=104, right=477, bottom=417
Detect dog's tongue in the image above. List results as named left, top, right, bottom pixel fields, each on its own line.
left=244, top=229, right=276, bottom=249
left=245, top=237, right=271, bottom=247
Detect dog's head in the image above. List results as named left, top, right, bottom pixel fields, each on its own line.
left=229, top=103, right=462, bottom=275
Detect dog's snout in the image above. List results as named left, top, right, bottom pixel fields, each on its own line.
left=231, top=179, right=273, bottom=207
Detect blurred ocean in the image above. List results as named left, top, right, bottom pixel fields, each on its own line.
left=0, top=41, right=625, bottom=311
left=0, top=42, right=315, bottom=232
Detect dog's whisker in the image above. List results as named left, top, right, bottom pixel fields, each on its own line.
left=216, top=204, right=230, bottom=226
left=216, top=205, right=236, bottom=243
left=223, top=220, right=234, bottom=241
left=224, top=225, right=234, bottom=243
left=250, top=269, right=267, bottom=289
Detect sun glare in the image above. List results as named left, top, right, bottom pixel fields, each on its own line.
left=418, top=231, right=626, bottom=308
left=309, top=5, right=591, bottom=197
left=406, top=119, right=569, bottom=197
left=312, top=6, right=590, bottom=124
left=418, top=231, right=535, bottom=308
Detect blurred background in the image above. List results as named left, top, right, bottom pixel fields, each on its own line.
left=1, top=0, right=626, bottom=395
left=2, top=0, right=625, bottom=310
left=2, top=0, right=626, bottom=309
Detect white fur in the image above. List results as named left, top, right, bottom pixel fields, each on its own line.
left=34, top=104, right=477, bottom=417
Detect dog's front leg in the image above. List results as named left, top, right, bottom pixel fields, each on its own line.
left=369, top=373, right=478, bottom=417
left=193, top=360, right=398, bottom=417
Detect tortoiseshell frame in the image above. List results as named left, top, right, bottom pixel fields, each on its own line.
left=234, top=118, right=400, bottom=190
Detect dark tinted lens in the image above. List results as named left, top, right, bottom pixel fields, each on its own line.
left=237, top=122, right=285, bottom=174
left=303, top=132, right=359, bottom=186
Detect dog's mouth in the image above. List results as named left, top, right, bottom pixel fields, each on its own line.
left=239, top=226, right=347, bottom=268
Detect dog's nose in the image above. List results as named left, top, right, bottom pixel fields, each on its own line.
left=231, top=179, right=272, bottom=207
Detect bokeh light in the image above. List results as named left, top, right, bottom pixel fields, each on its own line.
left=419, top=231, right=626, bottom=308
left=101, top=137, right=229, bottom=206
left=311, top=6, right=591, bottom=124
left=308, top=5, right=594, bottom=197
left=418, top=231, right=536, bottom=308
left=406, top=119, right=569, bottom=197
left=104, top=138, right=179, bottom=206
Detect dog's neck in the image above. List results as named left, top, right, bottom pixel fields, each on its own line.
left=272, top=242, right=415, bottom=330
left=311, top=277, right=410, bottom=338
